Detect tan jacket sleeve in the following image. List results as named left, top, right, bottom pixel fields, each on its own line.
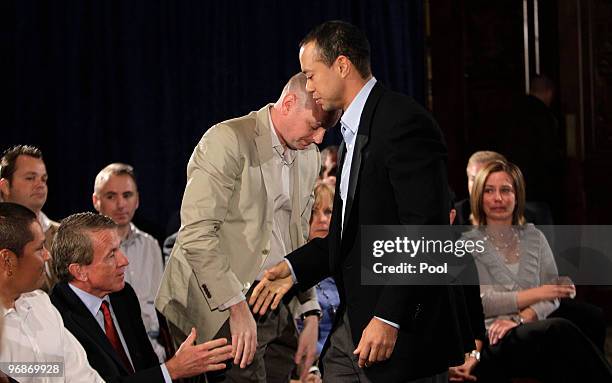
left=179, top=124, right=244, bottom=310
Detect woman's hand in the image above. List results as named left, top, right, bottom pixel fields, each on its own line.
left=534, top=284, right=575, bottom=300
left=487, top=319, right=518, bottom=345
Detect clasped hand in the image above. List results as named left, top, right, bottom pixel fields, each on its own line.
left=248, top=261, right=294, bottom=315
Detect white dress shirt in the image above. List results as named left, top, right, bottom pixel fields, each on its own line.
left=0, top=290, right=104, bottom=383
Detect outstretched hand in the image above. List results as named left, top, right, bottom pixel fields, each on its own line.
left=165, top=328, right=234, bottom=379
left=248, top=261, right=294, bottom=315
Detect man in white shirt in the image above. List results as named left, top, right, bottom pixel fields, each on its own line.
left=0, top=202, right=104, bottom=383
left=0, top=145, right=60, bottom=291
left=92, top=163, right=166, bottom=361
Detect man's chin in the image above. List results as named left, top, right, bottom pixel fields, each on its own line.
left=114, top=280, right=126, bottom=292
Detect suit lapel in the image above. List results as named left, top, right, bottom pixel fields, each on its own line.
left=254, top=106, right=275, bottom=259
left=57, top=283, right=130, bottom=373
left=342, top=83, right=384, bottom=236
left=329, top=143, right=346, bottom=269
left=289, top=151, right=302, bottom=249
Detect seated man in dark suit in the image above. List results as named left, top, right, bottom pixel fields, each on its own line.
left=50, top=212, right=233, bottom=382
left=454, top=150, right=553, bottom=225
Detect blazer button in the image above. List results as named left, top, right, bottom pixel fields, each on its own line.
left=262, top=249, right=269, bottom=255
left=244, top=282, right=251, bottom=290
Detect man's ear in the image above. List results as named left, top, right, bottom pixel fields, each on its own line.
left=335, top=55, right=351, bottom=79
left=92, top=193, right=101, bottom=213
left=68, top=263, right=87, bottom=282
left=0, top=248, right=16, bottom=276
left=0, top=178, right=10, bottom=200
left=281, top=93, right=297, bottom=115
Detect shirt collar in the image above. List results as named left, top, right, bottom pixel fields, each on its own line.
left=39, top=211, right=51, bottom=232
left=121, top=223, right=139, bottom=246
left=69, top=283, right=109, bottom=317
left=340, top=77, right=377, bottom=137
left=8, top=291, right=39, bottom=317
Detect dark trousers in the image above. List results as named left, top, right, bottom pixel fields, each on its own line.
left=549, top=298, right=606, bottom=351
left=475, top=318, right=612, bottom=383
left=322, top=311, right=448, bottom=383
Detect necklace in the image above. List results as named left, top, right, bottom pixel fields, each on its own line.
left=484, top=227, right=521, bottom=264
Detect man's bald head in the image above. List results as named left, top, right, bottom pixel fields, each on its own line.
left=277, top=73, right=316, bottom=110
left=271, top=73, right=340, bottom=150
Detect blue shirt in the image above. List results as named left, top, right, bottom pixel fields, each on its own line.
left=339, top=77, right=377, bottom=231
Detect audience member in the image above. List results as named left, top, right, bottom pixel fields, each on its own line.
left=50, top=212, right=233, bottom=382
left=92, top=163, right=167, bottom=361
left=0, top=145, right=60, bottom=290
left=156, top=73, right=340, bottom=382
left=459, top=161, right=611, bottom=382
left=319, top=145, right=338, bottom=187
left=454, top=150, right=553, bottom=226
left=459, top=153, right=605, bottom=350
left=0, top=202, right=104, bottom=382
left=298, top=183, right=340, bottom=357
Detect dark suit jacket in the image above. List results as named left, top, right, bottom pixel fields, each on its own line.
left=287, top=82, right=467, bottom=381
left=50, top=282, right=165, bottom=383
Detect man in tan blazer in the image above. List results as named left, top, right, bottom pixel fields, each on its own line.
left=156, top=73, right=340, bottom=382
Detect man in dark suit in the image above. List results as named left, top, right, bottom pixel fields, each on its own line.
left=50, top=212, right=233, bottom=382
left=250, top=21, right=466, bottom=382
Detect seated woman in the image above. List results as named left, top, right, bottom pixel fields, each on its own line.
left=455, top=160, right=612, bottom=383
left=297, top=182, right=340, bottom=356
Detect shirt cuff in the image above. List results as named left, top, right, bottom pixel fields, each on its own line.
left=218, top=293, right=246, bottom=311
left=284, top=259, right=298, bottom=284
left=160, top=363, right=172, bottom=383
left=374, top=316, right=400, bottom=329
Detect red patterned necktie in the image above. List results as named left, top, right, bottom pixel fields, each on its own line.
left=100, top=301, right=134, bottom=373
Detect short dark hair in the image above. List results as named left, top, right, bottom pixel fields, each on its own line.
left=0, top=202, right=38, bottom=257
left=0, top=145, right=44, bottom=182
left=52, top=212, right=117, bottom=283
left=300, top=20, right=371, bottom=79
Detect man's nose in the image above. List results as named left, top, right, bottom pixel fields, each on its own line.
left=116, top=196, right=127, bottom=209
left=313, top=128, right=325, bottom=144
left=117, top=249, right=129, bottom=267
left=306, top=79, right=315, bottom=93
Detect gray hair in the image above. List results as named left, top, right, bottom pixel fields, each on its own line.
left=52, top=212, right=117, bottom=283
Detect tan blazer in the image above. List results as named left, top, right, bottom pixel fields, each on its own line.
left=156, top=104, right=320, bottom=342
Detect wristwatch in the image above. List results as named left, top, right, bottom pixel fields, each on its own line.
left=467, top=350, right=481, bottom=362
left=301, top=309, right=323, bottom=320
left=513, top=314, right=525, bottom=325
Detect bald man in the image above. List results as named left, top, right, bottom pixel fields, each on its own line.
left=156, top=73, right=340, bottom=382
